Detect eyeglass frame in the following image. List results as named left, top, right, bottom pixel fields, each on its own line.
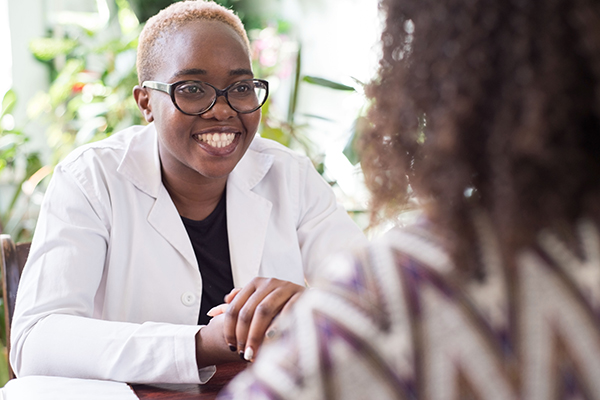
left=141, top=78, right=269, bottom=116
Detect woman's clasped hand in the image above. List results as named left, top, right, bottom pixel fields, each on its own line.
left=206, top=278, right=304, bottom=361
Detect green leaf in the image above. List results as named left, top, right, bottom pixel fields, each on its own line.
left=25, top=153, right=43, bottom=179
left=1, top=90, right=17, bottom=118
left=301, top=113, right=335, bottom=122
left=29, top=38, right=78, bottom=61
left=343, top=131, right=360, bottom=165
left=343, top=116, right=369, bottom=165
left=261, top=127, right=291, bottom=147
left=302, top=76, right=356, bottom=91
left=48, top=59, right=86, bottom=106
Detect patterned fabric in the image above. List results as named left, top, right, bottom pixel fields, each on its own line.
left=219, top=216, right=600, bottom=400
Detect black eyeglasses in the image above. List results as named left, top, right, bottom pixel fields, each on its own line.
left=142, top=79, right=269, bottom=116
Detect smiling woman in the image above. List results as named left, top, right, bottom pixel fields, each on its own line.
left=136, top=18, right=262, bottom=191
left=9, top=0, right=366, bottom=385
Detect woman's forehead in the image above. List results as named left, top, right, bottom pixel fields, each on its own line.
left=153, top=20, right=252, bottom=80
left=161, top=20, right=248, bottom=53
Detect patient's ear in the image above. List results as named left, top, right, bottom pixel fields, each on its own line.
left=133, top=86, right=154, bottom=123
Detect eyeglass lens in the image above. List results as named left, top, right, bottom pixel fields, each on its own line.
left=174, top=80, right=267, bottom=114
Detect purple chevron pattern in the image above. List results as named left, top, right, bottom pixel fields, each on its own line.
left=219, top=218, right=600, bottom=400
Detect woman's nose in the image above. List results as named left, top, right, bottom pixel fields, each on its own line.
left=201, top=95, right=236, bottom=120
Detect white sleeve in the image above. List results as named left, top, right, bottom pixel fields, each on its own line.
left=9, top=164, right=211, bottom=384
left=296, top=157, right=367, bottom=281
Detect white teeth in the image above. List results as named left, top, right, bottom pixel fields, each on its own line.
left=197, top=132, right=236, bottom=148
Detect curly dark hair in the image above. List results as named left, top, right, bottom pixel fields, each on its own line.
left=361, top=0, right=600, bottom=274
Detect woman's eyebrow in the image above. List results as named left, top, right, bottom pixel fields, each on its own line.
left=169, top=68, right=253, bottom=80
left=230, top=68, right=254, bottom=77
left=171, top=68, right=208, bottom=79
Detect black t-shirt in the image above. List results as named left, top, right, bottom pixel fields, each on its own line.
left=181, top=191, right=234, bottom=325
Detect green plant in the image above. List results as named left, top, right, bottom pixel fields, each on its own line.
left=249, top=26, right=336, bottom=174
left=0, top=90, right=44, bottom=241
left=27, top=2, right=143, bottom=166
left=3, top=1, right=143, bottom=239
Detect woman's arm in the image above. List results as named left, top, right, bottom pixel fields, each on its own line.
left=11, top=160, right=207, bottom=384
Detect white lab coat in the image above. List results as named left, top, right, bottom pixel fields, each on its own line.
left=10, top=123, right=366, bottom=384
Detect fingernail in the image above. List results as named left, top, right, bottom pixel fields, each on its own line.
left=239, top=351, right=245, bottom=360
left=207, top=307, right=219, bottom=317
left=244, top=347, right=254, bottom=361
left=229, top=344, right=237, bottom=352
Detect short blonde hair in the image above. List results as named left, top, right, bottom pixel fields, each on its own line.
left=136, top=0, right=250, bottom=84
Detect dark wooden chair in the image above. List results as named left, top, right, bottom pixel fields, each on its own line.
left=0, top=234, right=31, bottom=379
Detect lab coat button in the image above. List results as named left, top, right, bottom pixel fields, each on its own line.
left=181, top=292, right=196, bottom=306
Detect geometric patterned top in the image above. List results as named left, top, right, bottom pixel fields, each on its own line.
left=218, top=215, right=600, bottom=399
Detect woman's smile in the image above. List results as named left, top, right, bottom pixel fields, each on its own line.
left=192, top=128, right=241, bottom=156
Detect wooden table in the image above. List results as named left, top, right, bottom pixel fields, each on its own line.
left=131, top=362, right=247, bottom=399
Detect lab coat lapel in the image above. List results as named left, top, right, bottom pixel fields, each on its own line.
left=118, top=124, right=197, bottom=269
left=227, top=145, right=274, bottom=287
left=147, top=186, right=198, bottom=269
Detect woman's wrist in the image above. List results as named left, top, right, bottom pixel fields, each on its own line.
left=195, top=318, right=240, bottom=368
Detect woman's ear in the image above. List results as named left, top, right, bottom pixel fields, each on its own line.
left=133, top=85, right=154, bottom=123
